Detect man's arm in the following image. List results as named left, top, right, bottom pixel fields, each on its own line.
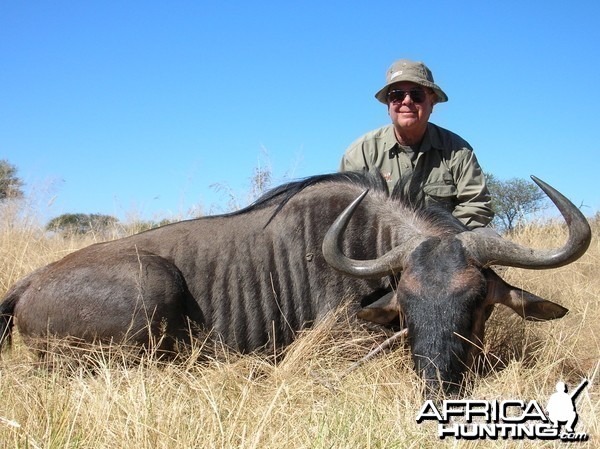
left=451, top=149, right=494, bottom=229
left=340, top=145, right=368, bottom=172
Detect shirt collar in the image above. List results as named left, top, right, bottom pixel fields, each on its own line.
left=385, top=122, right=442, bottom=155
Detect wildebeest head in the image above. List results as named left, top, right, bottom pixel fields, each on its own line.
left=322, top=176, right=591, bottom=395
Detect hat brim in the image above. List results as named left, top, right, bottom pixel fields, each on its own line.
left=375, top=79, right=448, bottom=104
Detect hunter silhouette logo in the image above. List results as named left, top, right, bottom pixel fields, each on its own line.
left=546, top=379, right=588, bottom=435
left=416, top=378, right=590, bottom=441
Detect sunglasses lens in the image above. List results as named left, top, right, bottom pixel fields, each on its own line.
left=409, top=89, right=425, bottom=103
left=387, top=89, right=426, bottom=104
left=387, top=90, right=403, bottom=103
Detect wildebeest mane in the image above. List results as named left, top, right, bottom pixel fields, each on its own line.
left=226, top=170, right=390, bottom=226
left=390, top=172, right=468, bottom=235
left=219, top=169, right=465, bottom=234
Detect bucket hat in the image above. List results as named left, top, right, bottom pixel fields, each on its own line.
left=374, top=59, right=448, bottom=104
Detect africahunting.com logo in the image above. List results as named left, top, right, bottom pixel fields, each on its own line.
left=416, top=379, right=589, bottom=442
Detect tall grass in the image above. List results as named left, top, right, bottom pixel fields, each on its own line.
left=0, top=202, right=598, bottom=448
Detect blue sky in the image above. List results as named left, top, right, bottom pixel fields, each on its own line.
left=2, top=1, right=598, bottom=222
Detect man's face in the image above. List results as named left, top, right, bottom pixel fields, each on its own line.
left=387, top=82, right=436, bottom=134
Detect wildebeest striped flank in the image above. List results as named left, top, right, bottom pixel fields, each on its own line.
left=0, top=171, right=591, bottom=394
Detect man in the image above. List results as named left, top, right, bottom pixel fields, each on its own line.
left=340, top=59, right=493, bottom=230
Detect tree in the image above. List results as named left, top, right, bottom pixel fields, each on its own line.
left=46, top=213, right=119, bottom=236
left=0, top=159, right=24, bottom=200
left=486, top=174, right=547, bottom=232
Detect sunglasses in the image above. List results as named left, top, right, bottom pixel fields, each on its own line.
left=387, top=88, right=427, bottom=104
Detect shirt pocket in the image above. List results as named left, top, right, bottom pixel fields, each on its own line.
left=423, top=183, right=458, bottom=211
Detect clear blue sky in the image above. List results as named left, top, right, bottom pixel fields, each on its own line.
left=2, top=1, right=598, bottom=222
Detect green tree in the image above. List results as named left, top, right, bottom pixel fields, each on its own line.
left=46, top=213, right=119, bottom=236
left=486, top=174, right=546, bottom=232
left=0, top=159, right=24, bottom=200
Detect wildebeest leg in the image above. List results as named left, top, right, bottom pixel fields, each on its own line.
left=14, top=250, right=203, bottom=355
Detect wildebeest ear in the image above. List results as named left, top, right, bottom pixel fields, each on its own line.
left=357, top=291, right=400, bottom=324
left=484, top=269, right=568, bottom=321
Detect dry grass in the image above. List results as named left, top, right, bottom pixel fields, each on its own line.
left=0, top=203, right=598, bottom=448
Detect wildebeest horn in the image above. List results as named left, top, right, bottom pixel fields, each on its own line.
left=322, top=190, right=418, bottom=278
left=458, top=176, right=591, bottom=269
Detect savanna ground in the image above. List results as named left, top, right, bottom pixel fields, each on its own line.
left=0, top=199, right=598, bottom=448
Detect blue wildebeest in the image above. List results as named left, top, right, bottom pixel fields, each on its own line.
left=0, top=171, right=591, bottom=393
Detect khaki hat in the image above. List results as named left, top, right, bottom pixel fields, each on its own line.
left=374, top=59, right=448, bottom=104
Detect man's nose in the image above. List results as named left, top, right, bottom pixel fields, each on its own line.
left=402, top=93, right=415, bottom=104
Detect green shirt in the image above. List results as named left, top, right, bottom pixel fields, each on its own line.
left=340, top=123, right=493, bottom=229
